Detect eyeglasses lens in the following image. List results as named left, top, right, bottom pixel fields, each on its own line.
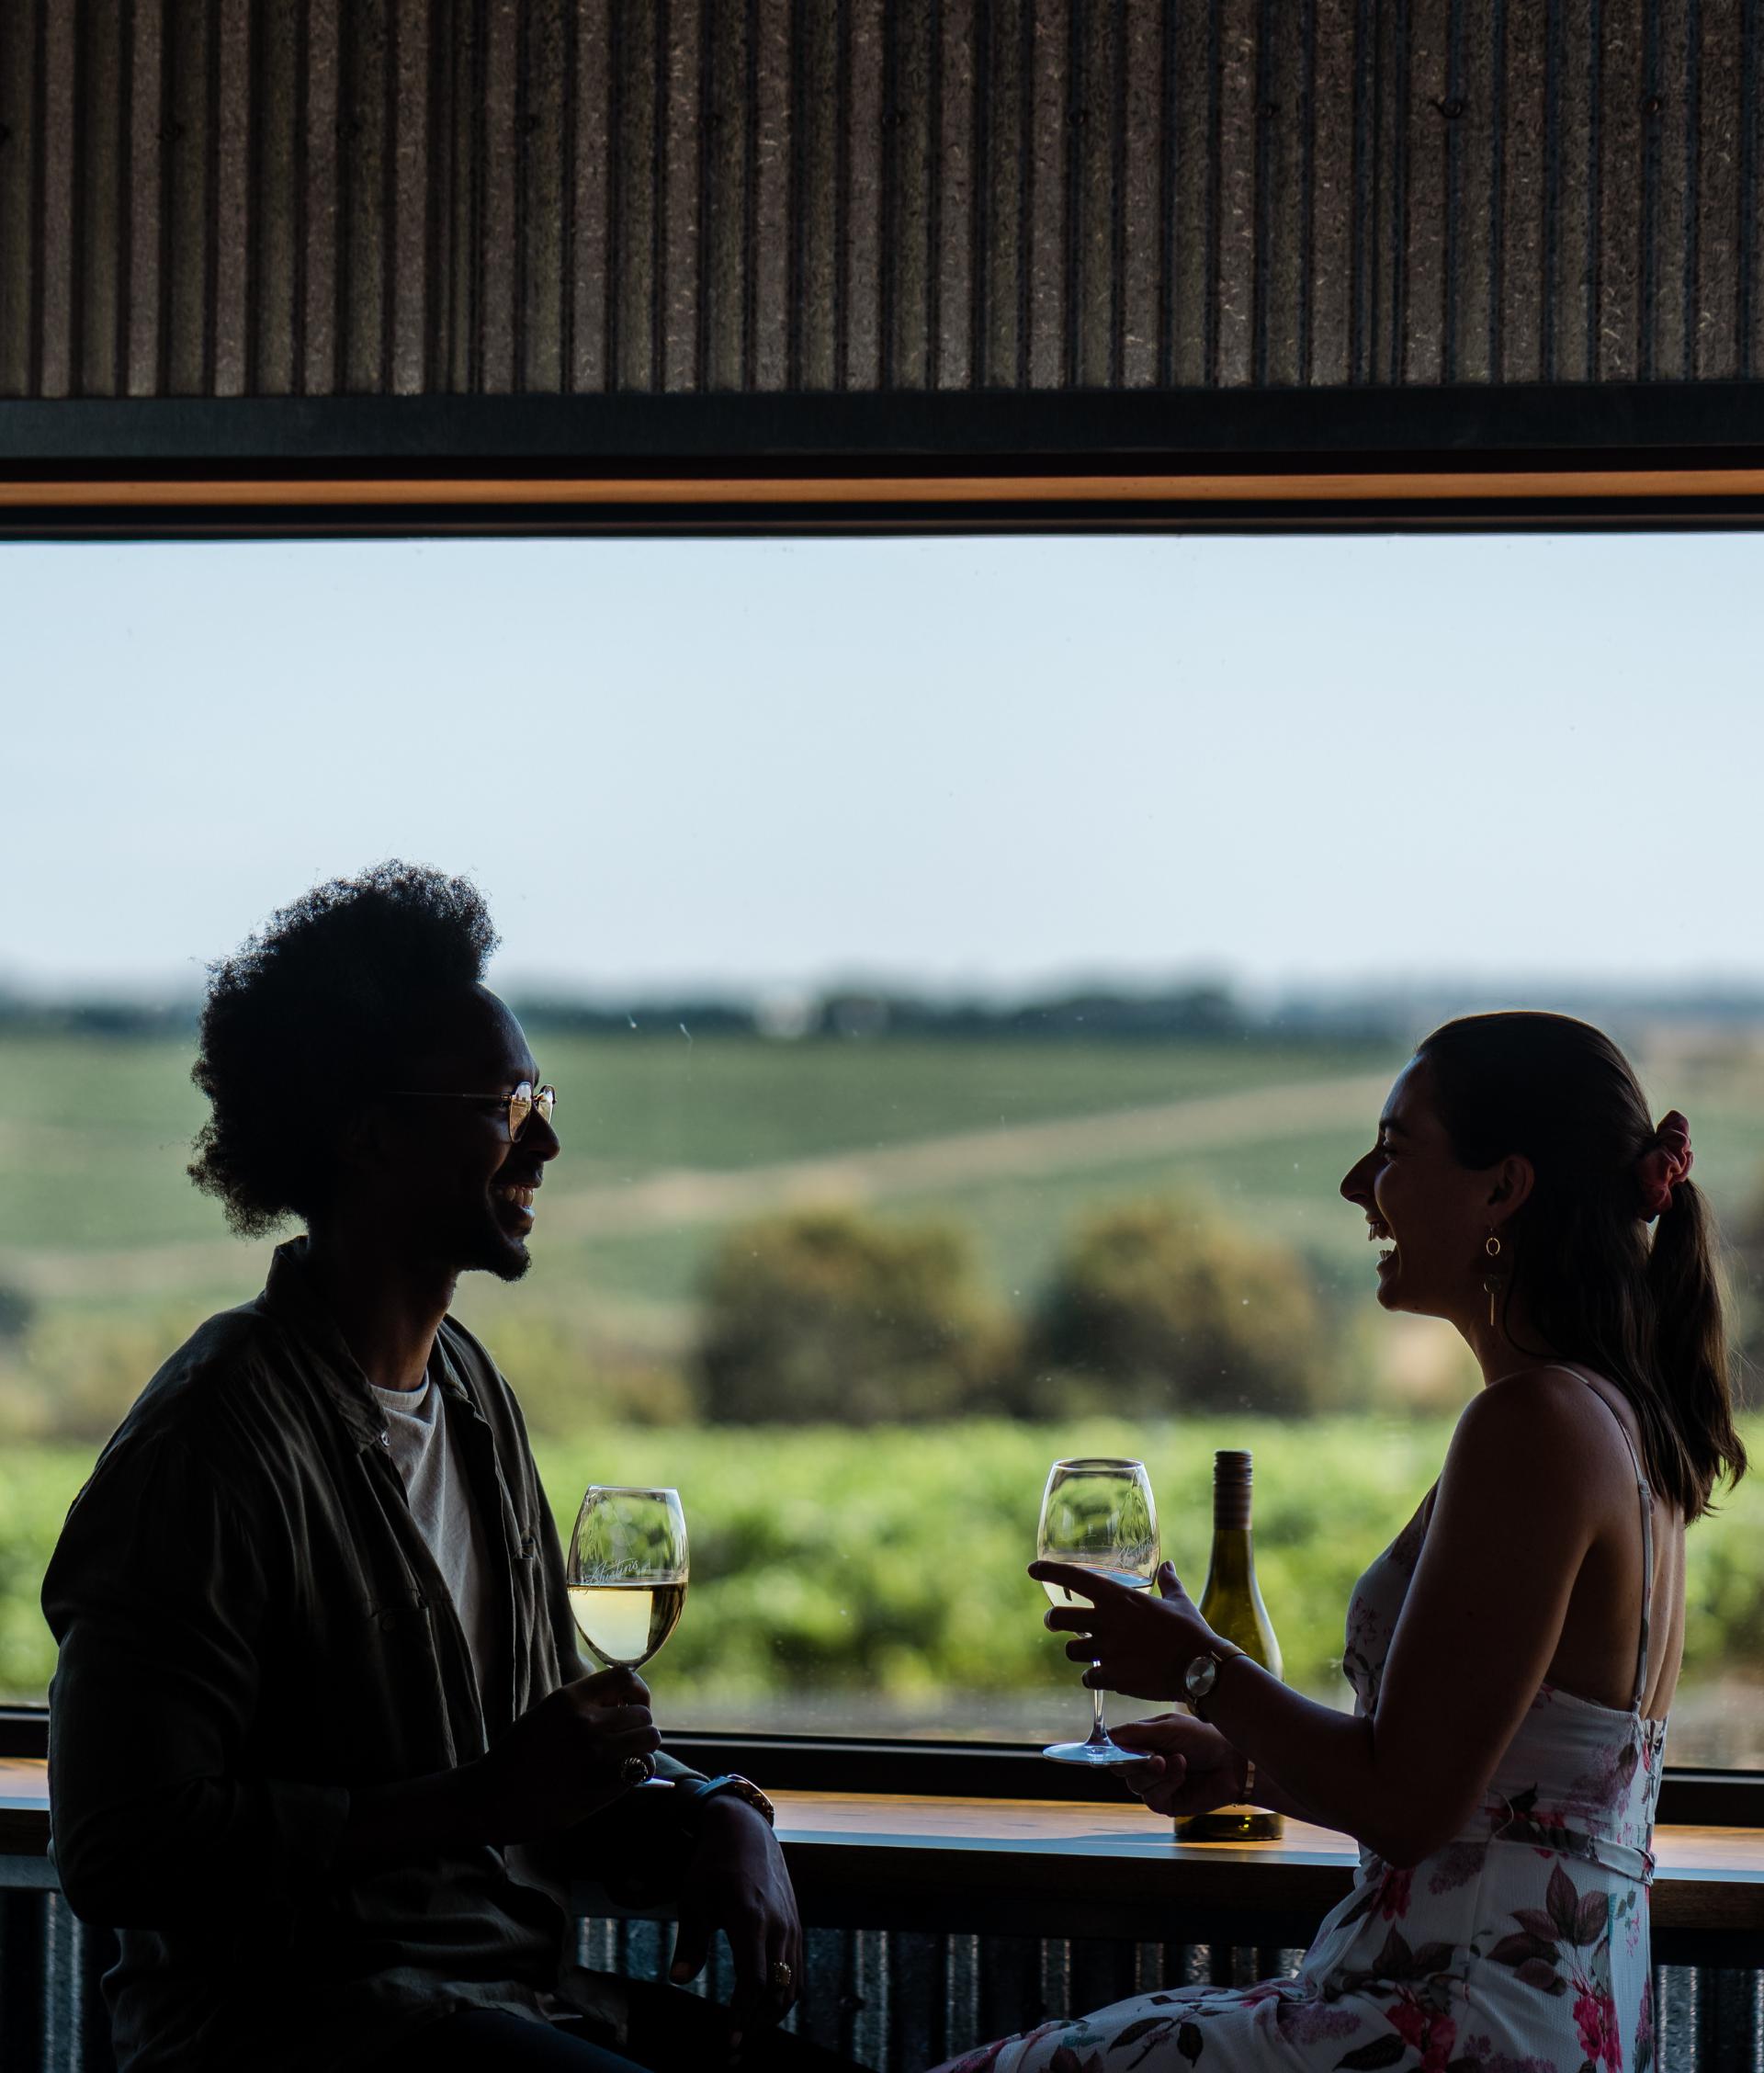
left=506, top=1083, right=556, bottom=1141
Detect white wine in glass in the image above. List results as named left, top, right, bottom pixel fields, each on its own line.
left=1037, top=1456, right=1159, bottom=1766
left=567, top=1485, right=689, bottom=1671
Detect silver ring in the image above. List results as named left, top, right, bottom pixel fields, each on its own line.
left=621, top=1753, right=655, bottom=1786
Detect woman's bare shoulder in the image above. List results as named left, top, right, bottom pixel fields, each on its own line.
left=1460, top=1362, right=1621, bottom=1435
left=1442, top=1365, right=1637, bottom=1517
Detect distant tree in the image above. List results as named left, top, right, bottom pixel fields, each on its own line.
left=0, top=1283, right=31, bottom=1343
left=22, top=1308, right=198, bottom=1444
left=1724, top=1173, right=1764, bottom=1387
left=697, top=1208, right=1010, bottom=1424
left=485, top=1313, right=701, bottom=1434
left=1020, top=1197, right=1326, bottom=1418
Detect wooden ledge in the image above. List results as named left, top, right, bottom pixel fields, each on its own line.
left=766, top=1790, right=1764, bottom=1943
left=7, top=1762, right=1762, bottom=1945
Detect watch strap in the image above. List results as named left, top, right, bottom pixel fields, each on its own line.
left=672, top=1773, right=776, bottom=1828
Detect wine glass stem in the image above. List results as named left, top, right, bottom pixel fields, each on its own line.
left=1087, top=1671, right=1111, bottom=1748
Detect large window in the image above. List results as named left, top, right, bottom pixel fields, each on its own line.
left=3, top=533, right=1760, bottom=1768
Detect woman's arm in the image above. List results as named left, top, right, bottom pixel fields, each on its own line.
left=1247, top=1768, right=1331, bottom=1826
left=1049, top=1371, right=1607, bottom=1866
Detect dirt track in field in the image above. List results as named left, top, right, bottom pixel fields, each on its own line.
left=532, top=1071, right=1391, bottom=1235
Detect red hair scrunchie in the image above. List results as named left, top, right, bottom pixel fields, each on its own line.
left=1634, top=1109, right=1693, bottom=1222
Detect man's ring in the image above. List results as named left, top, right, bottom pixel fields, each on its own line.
left=621, top=1754, right=654, bottom=1786
left=770, top=1960, right=794, bottom=1992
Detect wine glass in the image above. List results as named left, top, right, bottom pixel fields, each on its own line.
left=567, top=1485, right=690, bottom=1671
left=1037, top=1456, right=1159, bottom=1765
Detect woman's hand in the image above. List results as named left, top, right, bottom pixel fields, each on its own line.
left=1030, top=1558, right=1216, bottom=1701
left=1110, top=1713, right=1250, bottom=1819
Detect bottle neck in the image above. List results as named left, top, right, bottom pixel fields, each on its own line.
left=1212, top=1473, right=1252, bottom=1533
left=1204, top=1456, right=1258, bottom=1595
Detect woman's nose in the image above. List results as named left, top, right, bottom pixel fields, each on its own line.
left=1340, top=1152, right=1374, bottom=1204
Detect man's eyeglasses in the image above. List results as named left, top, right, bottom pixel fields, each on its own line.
left=386, top=1082, right=558, bottom=1142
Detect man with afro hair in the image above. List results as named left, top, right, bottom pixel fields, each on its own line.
left=42, top=864, right=846, bottom=2073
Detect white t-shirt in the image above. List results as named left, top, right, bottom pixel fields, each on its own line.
left=369, top=1368, right=499, bottom=1700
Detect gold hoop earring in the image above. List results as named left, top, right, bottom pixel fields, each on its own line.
left=1482, top=1230, right=1503, bottom=1330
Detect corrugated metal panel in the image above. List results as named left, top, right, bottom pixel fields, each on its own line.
left=0, top=0, right=1759, bottom=401
left=5, top=1890, right=1761, bottom=2073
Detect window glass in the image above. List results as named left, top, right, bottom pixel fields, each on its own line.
left=3, top=534, right=1759, bottom=1768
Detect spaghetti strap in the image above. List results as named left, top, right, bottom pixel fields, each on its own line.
left=1556, top=1365, right=1655, bottom=1709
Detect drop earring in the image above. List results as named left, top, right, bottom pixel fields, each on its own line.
left=1482, top=1230, right=1503, bottom=1329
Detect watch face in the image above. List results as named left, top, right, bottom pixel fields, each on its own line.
left=1185, top=1654, right=1217, bottom=1700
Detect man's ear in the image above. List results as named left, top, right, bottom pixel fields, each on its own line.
left=1487, top=1153, right=1535, bottom=1226
left=334, top=1104, right=385, bottom=1179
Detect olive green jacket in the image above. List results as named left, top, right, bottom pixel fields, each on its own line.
left=42, top=1238, right=700, bottom=2072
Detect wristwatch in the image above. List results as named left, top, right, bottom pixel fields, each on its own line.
left=673, top=1773, right=776, bottom=1827
left=1183, top=1642, right=1247, bottom=1719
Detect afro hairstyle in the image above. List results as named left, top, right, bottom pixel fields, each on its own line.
left=188, top=861, right=499, bottom=1235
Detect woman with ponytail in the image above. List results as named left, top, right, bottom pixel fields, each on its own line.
left=933, top=1012, right=1745, bottom=2073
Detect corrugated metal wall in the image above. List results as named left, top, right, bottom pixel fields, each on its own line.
left=1, top=0, right=1760, bottom=402
left=4, top=1892, right=1760, bottom=2073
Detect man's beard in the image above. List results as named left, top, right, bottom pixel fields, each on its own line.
left=450, top=1201, right=535, bottom=1282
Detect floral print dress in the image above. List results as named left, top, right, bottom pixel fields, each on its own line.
left=933, top=1382, right=1664, bottom=2073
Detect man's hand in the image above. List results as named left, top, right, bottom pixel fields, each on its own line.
left=1110, top=1713, right=1249, bottom=1818
left=670, top=1799, right=802, bottom=2056
left=1031, top=1558, right=1216, bottom=1701
left=468, top=1669, right=661, bottom=1843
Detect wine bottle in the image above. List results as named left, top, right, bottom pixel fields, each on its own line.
left=1177, top=1449, right=1283, bottom=1842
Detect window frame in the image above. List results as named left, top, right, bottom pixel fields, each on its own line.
left=5, top=387, right=1763, bottom=1825
left=2, top=1709, right=1759, bottom=1826
left=7, top=383, right=1764, bottom=538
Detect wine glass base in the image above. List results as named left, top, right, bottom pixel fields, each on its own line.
left=1042, top=1737, right=1144, bottom=1767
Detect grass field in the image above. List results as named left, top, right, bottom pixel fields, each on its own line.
left=4, top=1024, right=1764, bottom=1759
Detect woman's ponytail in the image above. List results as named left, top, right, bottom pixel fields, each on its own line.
left=1645, top=1177, right=1747, bottom=1520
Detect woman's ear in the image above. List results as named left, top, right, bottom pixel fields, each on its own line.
left=1487, top=1152, right=1535, bottom=1226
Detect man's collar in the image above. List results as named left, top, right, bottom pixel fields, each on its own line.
left=262, top=1235, right=389, bottom=1447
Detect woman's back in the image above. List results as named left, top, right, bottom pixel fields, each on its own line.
left=1538, top=1368, right=1685, bottom=1723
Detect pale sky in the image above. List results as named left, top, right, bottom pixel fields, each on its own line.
left=3, top=531, right=1760, bottom=1001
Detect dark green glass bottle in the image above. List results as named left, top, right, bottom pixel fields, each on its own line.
left=1177, top=1450, right=1283, bottom=1842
